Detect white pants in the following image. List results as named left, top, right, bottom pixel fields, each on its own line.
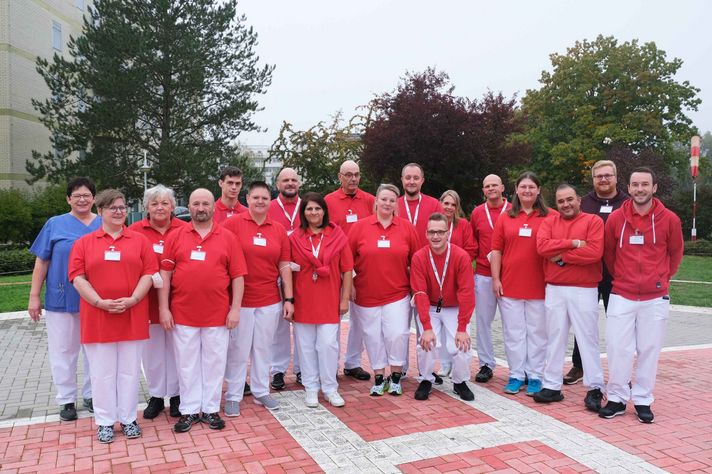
left=270, top=315, right=300, bottom=375
left=499, top=297, right=546, bottom=380
left=142, top=324, right=179, bottom=398
left=475, top=275, right=499, bottom=369
left=344, top=302, right=366, bottom=370
left=225, top=302, right=281, bottom=401
left=45, top=311, right=92, bottom=404
left=84, top=340, right=143, bottom=426
left=173, top=325, right=229, bottom=414
left=606, top=295, right=669, bottom=405
left=294, top=323, right=339, bottom=394
left=416, top=307, right=472, bottom=384
left=353, top=295, right=410, bottom=370
left=542, top=285, right=604, bottom=391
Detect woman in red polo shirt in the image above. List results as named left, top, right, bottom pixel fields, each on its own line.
left=491, top=172, right=554, bottom=397
left=348, top=183, right=420, bottom=397
left=69, top=189, right=156, bottom=444
left=289, top=192, right=353, bottom=408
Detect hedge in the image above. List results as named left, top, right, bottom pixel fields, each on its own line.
left=0, top=248, right=35, bottom=274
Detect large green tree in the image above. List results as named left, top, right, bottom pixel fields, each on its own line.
left=518, top=35, right=700, bottom=187
left=29, top=0, right=274, bottom=199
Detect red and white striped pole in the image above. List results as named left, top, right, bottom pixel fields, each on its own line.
left=690, top=135, right=700, bottom=241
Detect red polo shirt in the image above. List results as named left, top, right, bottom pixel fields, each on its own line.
left=69, top=228, right=157, bottom=343
left=160, top=224, right=247, bottom=327
left=213, top=198, right=247, bottom=224
left=268, top=196, right=301, bottom=235
left=324, top=188, right=375, bottom=235
left=348, top=215, right=419, bottom=307
left=449, top=218, right=477, bottom=260
left=470, top=200, right=512, bottom=276
left=223, top=212, right=291, bottom=308
left=398, top=193, right=443, bottom=248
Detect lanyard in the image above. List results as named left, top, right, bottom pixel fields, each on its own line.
left=310, top=233, right=324, bottom=258
left=485, top=199, right=507, bottom=230
left=448, top=220, right=454, bottom=242
left=428, top=243, right=451, bottom=297
left=404, top=194, right=422, bottom=226
left=277, top=196, right=301, bottom=229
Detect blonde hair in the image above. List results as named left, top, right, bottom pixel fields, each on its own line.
left=592, top=160, right=617, bottom=176
left=375, top=183, right=400, bottom=216
left=439, top=189, right=465, bottom=222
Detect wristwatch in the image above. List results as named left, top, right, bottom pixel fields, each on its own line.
left=284, top=297, right=295, bottom=304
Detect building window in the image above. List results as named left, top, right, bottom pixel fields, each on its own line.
left=75, top=0, right=85, bottom=10
left=52, top=21, right=62, bottom=51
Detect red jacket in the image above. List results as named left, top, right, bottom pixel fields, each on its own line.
left=603, top=198, right=683, bottom=301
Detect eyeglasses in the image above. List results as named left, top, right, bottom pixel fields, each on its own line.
left=107, top=206, right=127, bottom=214
left=593, top=174, right=615, bottom=181
left=70, top=193, right=93, bottom=200
left=426, top=230, right=448, bottom=236
left=341, top=172, right=360, bottom=179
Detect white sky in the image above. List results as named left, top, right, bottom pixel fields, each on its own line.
left=236, top=0, right=712, bottom=148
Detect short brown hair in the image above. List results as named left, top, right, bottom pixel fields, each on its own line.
left=95, top=189, right=125, bottom=210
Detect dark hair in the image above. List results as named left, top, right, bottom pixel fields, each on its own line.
left=298, top=192, right=330, bottom=230
left=247, top=180, right=271, bottom=195
left=66, top=177, right=96, bottom=197
left=508, top=171, right=549, bottom=217
left=555, top=182, right=579, bottom=196
left=428, top=212, right=448, bottom=225
left=219, top=166, right=243, bottom=181
left=629, top=166, right=657, bottom=185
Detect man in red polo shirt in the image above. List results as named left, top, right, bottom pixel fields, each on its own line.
left=411, top=213, right=475, bottom=401
left=325, top=159, right=375, bottom=382
left=158, top=188, right=247, bottom=433
left=214, top=166, right=247, bottom=224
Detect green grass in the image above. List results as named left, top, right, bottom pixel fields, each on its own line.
left=673, top=255, right=712, bottom=282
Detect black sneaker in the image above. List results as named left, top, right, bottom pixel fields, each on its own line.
left=97, top=425, right=113, bottom=444
left=82, top=398, right=94, bottom=413
left=414, top=380, right=432, bottom=400
left=244, top=383, right=251, bottom=396
left=296, top=372, right=303, bottom=386
left=169, top=396, right=181, bottom=417
left=121, top=420, right=142, bottom=439
left=634, top=405, right=654, bottom=424
left=343, top=367, right=371, bottom=381
left=453, top=381, right=475, bottom=401
left=174, top=413, right=201, bottom=433
left=271, top=372, right=286, bottom=390
left=599, top=401, right=626, bottom=419
left=59, top=403, right=77, bottom=421
left=432, top=373, right=444, bottom=385
left=475, top=365, right=493, bottom=383
left=584, top=388, right=604, bottom=412
left=201, top=412, right=226, bottom=430
left=533, top=388, right=564, bottom=403
left=143, top=397, right=165, bottom=419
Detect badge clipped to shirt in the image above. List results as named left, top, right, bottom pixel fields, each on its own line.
left=518, top=224, right=532, bottom=238
left=153, top=240, right=164, bottom=254
left=599, top=205, right=613, bottom=214
left=253, top=232, right=267, bottom=247
left=377, top=235, right=391, bottom=248
left=190, top=245, right=206, bottom=261
left=104, top=245, right=121, bottom=261
left=629, top=232, right=645, bottom=245
left=346, top=210, right=358, bottom=223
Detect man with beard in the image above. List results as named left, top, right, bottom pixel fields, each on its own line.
left=214, top=167, right=247, bottom=224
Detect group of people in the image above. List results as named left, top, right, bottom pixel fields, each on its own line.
left=28, top=158, right=683, bottom=444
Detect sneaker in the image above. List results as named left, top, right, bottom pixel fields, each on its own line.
left=224, top=400, right=240, bottom=417
left=526, top=378, right=542, bottom=396
left=599, top=401, right=626, bottom=419
left=503, top=378, right=525, bottom=394
left=169, top=395, right=181, bottom=417
left=254, top=394, right=279, bottom=411
left=82, top=398, right=94, bottom=413
left=143, top=397, right=165, bottom=419
left=432, top=372, right=444, bottom=385
left=475, top=365, right=493, bottom=383
left=121, top=420, right=142, bottom=439
left=584, top=388, right=604, bottom=412
left=305, top=391, right=319, bottom=408
left=634, top=404, right=654, bottom=424
left=343, top=367, right=371, bottom=381
left=414, top=380, right=432, bottom=401
left=453, top=381, right=475, bottom=401
left=201, top=412, right=225, bottom=430
left=325, top=391, right=345, bottom=407
left=97, top=425, right=114, bottom=444
left=563, top=366, right=584, bottom=385
left=388, top=373, right=403, bottom=396
left=369, top=374, right=389, bottom=396
left=533, top=388, right=564, bottom=403
left=296, top=372, right=303, bottom=386
left=437, top=364, right=451, bottom=377
left=174, top=413, right=201, bottom=433
left=244, top=383, right=251, bottom=396
left=271, top=372, right=286, bottom=390
left=59, top=403, right=77, bottom=421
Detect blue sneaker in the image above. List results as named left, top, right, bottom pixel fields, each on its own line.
left=526, top=378, right=542, bottom=396
left=503, top=377, right=525, bottom=394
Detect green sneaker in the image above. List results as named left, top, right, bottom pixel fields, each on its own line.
left=369, top=375, right=389, bottom=396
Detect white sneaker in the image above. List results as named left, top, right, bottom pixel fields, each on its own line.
left=304, top=391, right=319, bottom=408
left=325, top=391, right=345, bottom=407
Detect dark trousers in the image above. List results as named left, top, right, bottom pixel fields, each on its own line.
left=572, top=277, right=612, bottom=368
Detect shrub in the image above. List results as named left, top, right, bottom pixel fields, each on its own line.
left=0, top=248, right=36, bottom=274
left=684, top=239, right=712, bottom=257
left=0, top=190, right=33, bottom=244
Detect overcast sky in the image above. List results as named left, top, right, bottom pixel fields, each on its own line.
left=236, top=0, right=712, bottom=148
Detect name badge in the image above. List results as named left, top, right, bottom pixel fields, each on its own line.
left=346, top=213, right=358, bottom=223
left=153, top=243, right=164, bottom=254
left=377, top=239, right=391, bottom=248
left=518, top=226, right=532, bottom=237
left=190, top=250, right=206, bottom=260
left=104, top=250, right=121, bottom=261
left=629, top=234, right=644, bottom=245
left=253, top=235, right=267, bottom=246
left=600, top=205, right=613, bottom=214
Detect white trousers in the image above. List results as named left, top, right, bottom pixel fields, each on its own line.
left=606, top=295, right=669, bottom=405
left=353, top=295, right=410, bottom=370
left=225, top=302, right=281, bottom=401
left=142, top=324, right=179, bottom=398
left=84, top=340, right=143, bottom=426
left=45, top=311, right=92, bottom=404
left=270, top=314, right=300, bottom=375
left=416, top=307, right=472, bottom=384
left=475, top=275, right=499, bottom=369
left=499, top=297, right=546, bottom=380
left=542, top=285, right=604, bottom=391
left=294, top=323, right=339, bottom=394
left=344, top=302, right=366, bottom=370
left=173, top=324, right=229, bottom=414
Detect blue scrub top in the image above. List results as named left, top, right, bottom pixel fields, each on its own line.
left=29, top=212, right=102, bottom=312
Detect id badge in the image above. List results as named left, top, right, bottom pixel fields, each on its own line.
left=518, top=227, right=532, bottom=237
left=629, top=234, right=644, bottom=245
left=377, top=239, right=391, bottom=248
left=153, top=243, right=164, bottom=254
left=600, top=205, right=613, bottom=214
left=346, top=213, right=358, bottom=223
left=253, top=236, right=267, bottom=246
left=190, top=250, right=206, bottom=260
left=104, top=250, right=121, bottom=261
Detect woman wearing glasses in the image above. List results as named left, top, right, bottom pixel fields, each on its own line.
left=28, top=177, right=101, bottom=422
left=68, top=189, right=157, bottom=443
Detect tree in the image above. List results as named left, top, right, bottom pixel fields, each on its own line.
left=29, top=0, right=274, bottom=199
left=518, top=35, right=700, bottom=188
left=361, top=68, right=527, bottom=209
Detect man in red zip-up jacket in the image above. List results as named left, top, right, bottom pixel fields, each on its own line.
left=599, top=167, right=683, bottom=424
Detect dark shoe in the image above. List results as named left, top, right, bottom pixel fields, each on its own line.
left=143, top=397, right=165, bottom=419
left=174, top=413, right=201, bottom=433
left=432, top=372, right=444, bottom=385
left=296, top=372, right=303, bottom=386
left=271, top=372, right=286, bottom=390
left=121, top=420, right=142, bottom=439
left=59, top=403, right=77, bottom=421
left=453, top=382, right=475, bottom=401
left=414, top=380, right=432, bottom=400
left=97, top=425, right=114, bottom=444
left=563, top=366, right=584, bottom=385
left=82, top=398, right=94, bottom=413
left=634, top=405, right=654, bottom=424
left=533, top=388, right=564, bottom=403
left=599, top=401, right=626, bottom=419
left=201, top=412, right=226, bottom=430
left=475, top=365, right=493, bottom=383
left=343, top=367, right=371, bottom=381
left=244, top=383, right=251, bottom=396
left=169, top=396, right=181, bottom=417
left=584, top=388, right=604, bottom=412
